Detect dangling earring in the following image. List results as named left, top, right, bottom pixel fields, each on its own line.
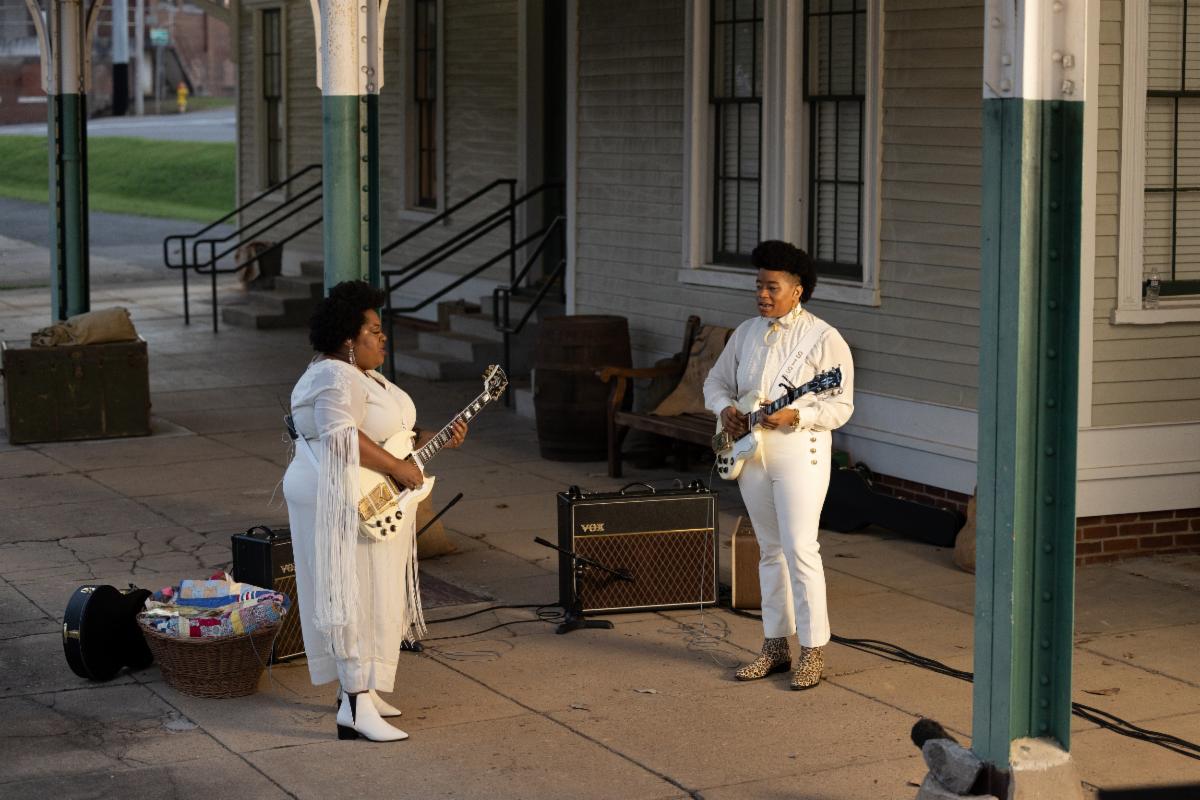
left=348, top=346, right=356, bottom=367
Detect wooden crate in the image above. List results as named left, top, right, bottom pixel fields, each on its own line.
left=2, top=338, right=151, bottom=444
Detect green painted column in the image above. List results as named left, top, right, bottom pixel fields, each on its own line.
left=974, top=1, right=1087, bottom=769
left=50, top=91, right=91, bottom=320
left=322, top=95, right=365, bottom=289
left=314, top=0, right=385, bottom=294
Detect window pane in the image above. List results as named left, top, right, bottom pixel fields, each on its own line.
left=1148, top=0, right=1184, bottom=91
left=1176, top=193, right=1200, bottom=279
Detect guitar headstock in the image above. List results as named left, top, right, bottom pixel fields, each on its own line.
left=804, top=366, right=843, bottom=396
left=482, top=365, right=509, bottom=400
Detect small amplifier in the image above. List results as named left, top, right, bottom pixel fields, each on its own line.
left=231, top=525, right=303, bottom=662
left=556, top=482, right=718, bottom=614
left=730, top=515, right=761, bottom=610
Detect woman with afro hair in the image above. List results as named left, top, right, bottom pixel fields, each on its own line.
left=283, top=280, right=467, bottom=742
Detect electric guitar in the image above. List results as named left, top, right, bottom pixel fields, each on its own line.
left=712, top=367, right=843, bottom=481
left=356, top=365, right=508, bottom=542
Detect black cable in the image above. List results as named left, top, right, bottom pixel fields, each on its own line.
left=723, top=607, right=1200, bottom=762
left=419, top=602, right=565, bottom=641
left=425, top=602, right=552, bottom=625
left=422, top=618, right=550, bottom=642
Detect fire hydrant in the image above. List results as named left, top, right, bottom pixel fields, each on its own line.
left=176, top=82, right=189, bottom=114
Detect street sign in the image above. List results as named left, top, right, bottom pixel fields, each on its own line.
left=149, top=28, right=169, bottom=47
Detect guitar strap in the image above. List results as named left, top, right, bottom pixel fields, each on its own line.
left=295, top=429, right=322, bottom=472
left=769, top=317, right=831, bottom=397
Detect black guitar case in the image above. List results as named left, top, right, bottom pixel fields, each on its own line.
left=820, top=465, right=965, bottom=548
left=62, top=584, right=154, bottom=681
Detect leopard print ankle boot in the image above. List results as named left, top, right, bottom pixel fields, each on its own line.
left=790, top=645, right=824, bottom=690
left=735, top=637, right=791, bottom=681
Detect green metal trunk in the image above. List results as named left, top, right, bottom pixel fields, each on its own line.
left=2, top=339, right=151, bottom=444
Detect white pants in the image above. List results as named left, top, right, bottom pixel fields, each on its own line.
left=737, top=427, right=832, bottom=647
left=283, top=457, right=411, bottom=693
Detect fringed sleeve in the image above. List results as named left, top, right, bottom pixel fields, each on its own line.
left=308, top=365, right=367, bottom=650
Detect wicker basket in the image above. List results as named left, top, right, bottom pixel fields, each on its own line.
left=140, top=622, right=280, bottom=698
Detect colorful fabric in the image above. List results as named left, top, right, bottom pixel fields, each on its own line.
left=139, top=578, right=290, bottom=639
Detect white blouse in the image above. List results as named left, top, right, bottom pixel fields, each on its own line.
left=702, top=305, right=855, bottom=433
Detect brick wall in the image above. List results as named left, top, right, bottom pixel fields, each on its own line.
left=1075, top=509, right=1200, bottom=565
left=867, top=471, right=1200, bottom=566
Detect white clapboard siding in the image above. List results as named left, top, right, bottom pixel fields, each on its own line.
left=235, top=0, right=519, bottom=286
left=571, top=0, right=987, bottom=410
left=1094, top=0, right=1200, bottom=426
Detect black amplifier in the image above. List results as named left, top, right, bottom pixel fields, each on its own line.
left=231, top=525, right=304, bottom=662
left=556, top=482, right=718, bottom=613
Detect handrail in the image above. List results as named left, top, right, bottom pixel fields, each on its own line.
left=162, top=164, right=323, bottom=332
left=380, top=178, right=515, bottom=257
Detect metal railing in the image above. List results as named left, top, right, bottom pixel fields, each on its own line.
left=163, top=164, right=323, bottom=332
left=492, top=214, right=567, bottom=401
left=381, top=181, right=565, bottom=382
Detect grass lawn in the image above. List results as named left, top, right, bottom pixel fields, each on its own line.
left=0, top=135, right=235, bottom=222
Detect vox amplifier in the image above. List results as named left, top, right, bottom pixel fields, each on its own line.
left=556, top=482, right=718, bottom=613
left=231, top=525, right=304, bottom=662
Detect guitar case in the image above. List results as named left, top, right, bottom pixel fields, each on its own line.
left=62, top=584, right=154, bottom=681
left=820, top=465, right=965, bottom=548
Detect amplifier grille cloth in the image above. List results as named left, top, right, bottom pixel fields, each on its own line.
left=271, top=575, right=304, bottom=662
left=575, top=529, right=716, bottom=610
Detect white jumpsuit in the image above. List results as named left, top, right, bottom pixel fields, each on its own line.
left=703, top=306, right=854, bottom=647
left=283, top=358, right=424, bottom=692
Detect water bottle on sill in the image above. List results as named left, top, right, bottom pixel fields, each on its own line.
left=1145, top=271, right=1161, bottom=309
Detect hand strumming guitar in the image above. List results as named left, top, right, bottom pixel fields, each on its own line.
left=389, top=456, right=424, bottom=490
left=721, top=405, right=749, bottom=439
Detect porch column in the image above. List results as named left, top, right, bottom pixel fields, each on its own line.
left=310, top=0, right=387, bottom=292
left=974, top=0, right=1090, bottom=785
left=26, top=0, right=103, bottom=320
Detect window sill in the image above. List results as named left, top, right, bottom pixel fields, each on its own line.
left=1110, top=303, right=1200, bottom=325
left=398, top=208, right=441, bottom=224
left=676, top=265, right=880, bottom=306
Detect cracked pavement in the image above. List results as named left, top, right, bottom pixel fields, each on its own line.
left=1, top=281, right=1199, bottom=799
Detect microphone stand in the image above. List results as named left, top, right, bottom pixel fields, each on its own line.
left=533, top=536, right=634, bottom=635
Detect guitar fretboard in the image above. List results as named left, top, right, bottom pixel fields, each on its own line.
left=412, top=392, right=490, bottom=469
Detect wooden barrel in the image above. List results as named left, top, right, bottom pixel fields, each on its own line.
left=534, top=315, right=632, bottom=461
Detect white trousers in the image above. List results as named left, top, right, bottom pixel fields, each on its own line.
left=283, top=457, right=410, bottom=693
left=736, top=427, right=832, bottom=647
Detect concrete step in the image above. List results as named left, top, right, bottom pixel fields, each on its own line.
left=448, top=309, right=506, bottom=341
left=511, top=380, right=535, bottom=420
left=482, top=294, right=566, bottom=326
left=275, top=273, right=323, bottom=298
left=389, top=349, right=483, bottom=381
left=299, top=259, right=324, bottom=279
left=417, top=329, right=504, bottom=362
left=220, top=291, right=317, bottom=329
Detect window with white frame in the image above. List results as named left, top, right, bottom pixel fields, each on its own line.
left=1117, top=0, right=1200, bottom=322
left=260, top=8, right=285, bottom=189
left=408, top=0, right=440, bottom=210
left=684, top=0, right=880, bottom=305
left=710, top=0, right=763, bottom=264
left=804, top=0, right=866, bottom=282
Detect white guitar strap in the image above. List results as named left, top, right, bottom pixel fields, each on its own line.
left=295, top=430, right=322, bottom=471
left=769, top=317, right=831, bottom=395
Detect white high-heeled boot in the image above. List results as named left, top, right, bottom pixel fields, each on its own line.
left=337, top=686, right=402, bottom=718
left=336, top=692, right=409, bottom=742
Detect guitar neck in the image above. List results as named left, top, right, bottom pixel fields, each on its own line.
left=746, top=382, right=812, bottom=431
left=412, top=392, right=491, bottom=468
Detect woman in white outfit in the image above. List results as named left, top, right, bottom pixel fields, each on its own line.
left=703, top=241, right=854, bottom=690
left=283, top=281, right=467, bottom=741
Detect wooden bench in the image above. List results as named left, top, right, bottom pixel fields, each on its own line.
left=597, top=316, right=729, bottom=478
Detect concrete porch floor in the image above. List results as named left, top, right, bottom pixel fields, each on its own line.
left=1, top=282, right=1198, bottom=799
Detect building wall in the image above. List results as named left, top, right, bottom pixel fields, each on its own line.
left=1094, top=0, right=1200, bottom=426
left=573, top=0, right=984, bottom=413
left=236, top=0, right=519, bottom=294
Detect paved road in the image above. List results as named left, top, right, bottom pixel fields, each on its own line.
left=0, top=107, right=236, bottom=143
left=0, top=196, right=233, bottom=288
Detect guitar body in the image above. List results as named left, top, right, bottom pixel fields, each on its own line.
left=63, top=584, right=154, bottom=681
left=353, top=364, right=508, bottom=542
left=714, top=391, right=764, bottom=481
left=710, top=367, right=844, bottom=482
left=356, top=431, right=436, bottom=542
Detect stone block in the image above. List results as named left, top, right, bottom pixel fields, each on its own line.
left=922, top=738, right=984, bottom=794
left=915, top=774, right=999, bottom=800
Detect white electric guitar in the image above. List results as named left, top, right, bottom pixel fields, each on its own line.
left=356, top=365, right=508, bottom=542
left=712, top=367, right=843, bottom=481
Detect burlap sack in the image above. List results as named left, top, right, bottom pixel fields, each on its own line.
left=30, top=307, right=138, bottom=347
left=953, top=490, right=977, bottom=574
left=650, top=325, right=733, bottom=417
left=416, top=496, right=458, bottom=559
